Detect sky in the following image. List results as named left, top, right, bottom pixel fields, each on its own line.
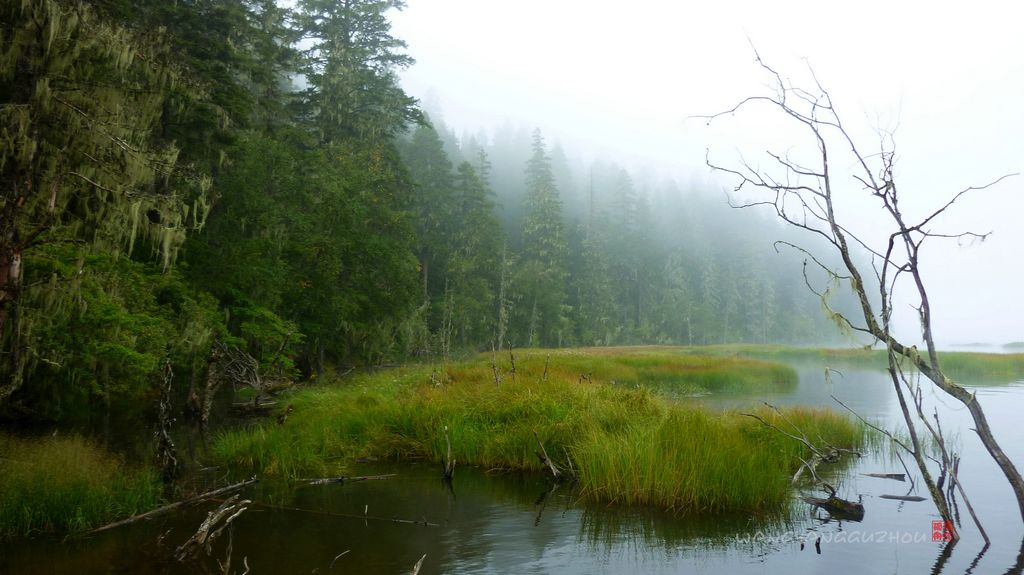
left=389, top=0, right=1024, bottom=346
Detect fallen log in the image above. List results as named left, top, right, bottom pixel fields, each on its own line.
left=174, top=494, right=251, bottom=562
left=863, top=473, right=906, bottom=481
left=299, top=473, right=397, bottom=486
left=85, top=477, right=259, bottom=535
left=231, top=499, right=439, bottom=527
left=803, top=494, right=865, bottom=521
left=879, top=494, right=927, bottom=502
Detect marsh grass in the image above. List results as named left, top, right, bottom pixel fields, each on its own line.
left=699, top=345, right=1024, bottom=384
left=212, top=348, right=861, bottom=513
left=0, top=434, right=160, bottom=538
left=937, top=352, right=1024, bottom=382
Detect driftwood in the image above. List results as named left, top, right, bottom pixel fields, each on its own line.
left=863, top=473, right=907, bottom=481
left=216, top=527, right=250, bottom=575
left=299, top=473, right=397, bottom=486
left=411, top=554, right=427, bottom=575
left=233, top=499, right=439, bottom=527
left=880, top=494, right=927, bottom=502
left=803, top=494, right=866, bottom=521
left=743, top=403, right=851, bottom=493
left=329, top=550, right=350, bottom=569
left=86, top=477, right=259, bottom=535
left=276, top=405, right=294, bottom=425
left=174, top=495, right=251, bottom=562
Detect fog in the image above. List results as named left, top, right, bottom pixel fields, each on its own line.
left=391, top=0, right=1024, bottom=346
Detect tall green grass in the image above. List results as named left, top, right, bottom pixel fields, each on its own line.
left=938, top=352, right=1024, bottom=382
left=0, top=434, right=160, bottom=538
left=212, top=350, right=861, bottom=514
left=700, top=344, right=1024, bottom=384
left=573, top=406, right=856, bottom=513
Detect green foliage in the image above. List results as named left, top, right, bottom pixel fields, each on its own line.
left=10, top=243, right=222, bottom=421
left=0, top=433, right=161, bottom=538
left=190, top=129, right=420, bottom=370
left=96, top=0, right=297, bottom=154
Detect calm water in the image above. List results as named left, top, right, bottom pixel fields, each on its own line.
left=4, top=362, right=1024, bottom=574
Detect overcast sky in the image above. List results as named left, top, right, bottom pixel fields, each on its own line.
left=390, top=0, right=1024, bottom=346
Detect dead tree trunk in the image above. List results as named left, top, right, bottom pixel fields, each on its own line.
left=703, top=51, right=1023, bottom=536
left=156, top=358, right=181, bottom=483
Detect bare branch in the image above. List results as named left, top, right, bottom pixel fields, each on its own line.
left=705, top=48, right=1024, bottom=539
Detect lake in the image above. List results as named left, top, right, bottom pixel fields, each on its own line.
left=3, top=360, right=1023, bottom=574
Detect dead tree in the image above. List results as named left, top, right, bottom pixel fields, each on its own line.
left=200, top=340, right=293, bottom=425
left=174, top=495, right=251, bottom=562
left=702, top=51, right=1022, bottom=542
left=156, top=358, right=181, bottom=483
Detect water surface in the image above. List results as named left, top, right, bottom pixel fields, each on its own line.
left=4, top=362, right=1023, bottom=574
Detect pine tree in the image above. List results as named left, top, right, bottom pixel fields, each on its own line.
left=516, top=130, right=568, bottom=346
left=296, top=0, right=421, bottom=143
left=448, top=160, right=502, bottom=346
left=401, top=122, right=456, bottom=307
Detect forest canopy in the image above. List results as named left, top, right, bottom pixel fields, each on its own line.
left=0, top=0, right=859, bottom=423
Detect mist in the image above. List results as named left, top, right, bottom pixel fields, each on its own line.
left=390, top=0, right=1024, bottom=346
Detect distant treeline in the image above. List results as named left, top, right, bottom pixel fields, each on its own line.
left=0, top=0, right=857, bottom=423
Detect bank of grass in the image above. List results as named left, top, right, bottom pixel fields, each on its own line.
left=938, top=352, right=1024, bottom=382
left=0, top=434, right=160, bottom=539
left=504, top=346, right=798, bottom=395
left=698, top=344, right=1024, bottom=384
left=212, top=349, right=861, bottom=513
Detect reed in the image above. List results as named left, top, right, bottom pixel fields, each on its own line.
left=0, top=434, right=160, bottom=538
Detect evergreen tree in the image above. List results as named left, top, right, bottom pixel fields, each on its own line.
left=448, top=161, right=502, bottom=346
left=515, top=130, right=569, bottom=346
left=567, top=221, right=615, bottom=346
left=296, top=0, right=421, bottom=143
left=400, top=122, right=456, bottom=308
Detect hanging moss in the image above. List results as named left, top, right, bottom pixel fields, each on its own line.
left=1, top=0, right=209, bottom=401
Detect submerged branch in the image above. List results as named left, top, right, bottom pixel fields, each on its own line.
left=86, top=477, right=259, bottom=535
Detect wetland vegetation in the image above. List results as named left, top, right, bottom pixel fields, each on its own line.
left=5, top=344, right=1023, bottom=538
left=212, top=348, right=860, bottom=513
